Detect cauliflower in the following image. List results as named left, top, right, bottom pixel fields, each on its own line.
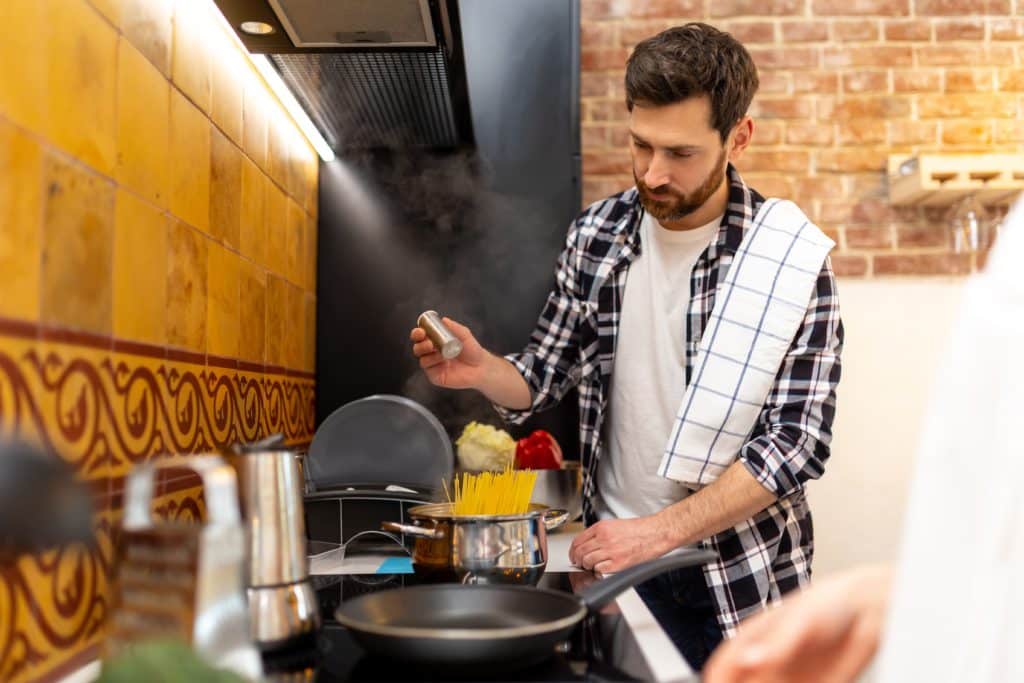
left=455, top=421, right=516, bottom=471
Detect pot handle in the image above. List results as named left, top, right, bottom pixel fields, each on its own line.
left=543, top=508, right=570, bottom=530
left=579, top=548, right=719, bottom=612
left=381, top=521, right=445, bottom=540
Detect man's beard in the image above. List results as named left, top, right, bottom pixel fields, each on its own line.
left=634, top=148, right=728, bottom=222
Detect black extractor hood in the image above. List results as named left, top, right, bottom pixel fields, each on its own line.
left=214, top=0, right=474, bottom=151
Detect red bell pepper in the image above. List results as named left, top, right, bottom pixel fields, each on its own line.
left=514, top=430, right=563, bottom=470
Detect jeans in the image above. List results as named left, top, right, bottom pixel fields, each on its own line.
left=634, top=563, right=723, bottom=672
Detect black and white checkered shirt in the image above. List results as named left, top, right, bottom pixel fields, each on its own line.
left=495, top=165, right=844, bottom=634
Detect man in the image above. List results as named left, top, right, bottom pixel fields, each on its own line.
left=410, top=23, right=843, bottom=670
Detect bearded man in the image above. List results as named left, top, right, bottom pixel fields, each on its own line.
left=410, top=22, right=844, bottom=672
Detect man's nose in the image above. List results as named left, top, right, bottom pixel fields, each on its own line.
left=643, top=152, right=671, bottom=189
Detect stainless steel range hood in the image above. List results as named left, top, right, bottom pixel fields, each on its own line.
left=214, top=0, right=474, bottom=151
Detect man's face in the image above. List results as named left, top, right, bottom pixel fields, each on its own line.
left=629, top=96, right=731, bottom=222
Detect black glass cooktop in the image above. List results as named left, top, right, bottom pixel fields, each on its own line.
left=261, top=572, right=651, bottom=683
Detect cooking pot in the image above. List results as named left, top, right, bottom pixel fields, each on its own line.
left=333, top=549, right=717, bottom=668
left=381, top=503, right=568, bottom=585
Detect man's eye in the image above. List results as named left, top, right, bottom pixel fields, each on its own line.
left=633, top=140, right=650, bottom=149
left=671, top=150, right=694, bottom=159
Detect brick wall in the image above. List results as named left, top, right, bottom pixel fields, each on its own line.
left=580, top=0, right=1024, bottom=276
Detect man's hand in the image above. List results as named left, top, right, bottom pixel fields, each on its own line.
left=703, top=564, right=892, bottom=683
left=568, top=516, right=672, bottom=574
left=410, top=317, right=489, bottom=390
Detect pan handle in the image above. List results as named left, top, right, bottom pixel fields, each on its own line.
left=579, top=548, right=719, bottom=612
left=381, top=521, right=445, bottom=540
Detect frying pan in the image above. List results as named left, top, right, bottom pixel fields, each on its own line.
left=333, top=549, right=717, bottom=667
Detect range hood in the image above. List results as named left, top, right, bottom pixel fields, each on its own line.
left=215, top=0, right=474, bottom=151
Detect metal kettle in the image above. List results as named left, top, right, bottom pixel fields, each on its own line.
left=226, top=435, right=320, bottom=648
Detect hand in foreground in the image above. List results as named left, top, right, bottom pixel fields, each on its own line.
left=568, top=516, right=671, bottom=574
left=409, top=317, right=488, bottom=389
left=703, top=564, right=893, bottom=683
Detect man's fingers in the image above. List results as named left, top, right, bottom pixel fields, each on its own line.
left=442, top=317, right=473, bottom=341
left=419, top=353, right=445, bottom=369
left=410, top=327, right=427, bottom=342
left=412, top=340, right=436, bottom=357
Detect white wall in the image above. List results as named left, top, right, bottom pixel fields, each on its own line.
left=808, top=277, right=966, bottom=577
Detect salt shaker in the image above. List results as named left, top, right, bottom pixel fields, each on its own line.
left=418, top=310, right=463, bottom=360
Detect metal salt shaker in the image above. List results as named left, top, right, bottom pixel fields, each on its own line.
left=418, top=310, right=463, bottom=360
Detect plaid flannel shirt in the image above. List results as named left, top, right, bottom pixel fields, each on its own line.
left=495, top=165, right=844, bottom=634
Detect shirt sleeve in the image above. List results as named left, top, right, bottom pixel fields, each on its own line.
left=738, top=256, right=844, bottom=498
left=493, top=223, right=585, bottom=425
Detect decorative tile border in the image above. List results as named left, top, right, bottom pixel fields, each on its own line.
left=0, top=315, right=314, bottom=682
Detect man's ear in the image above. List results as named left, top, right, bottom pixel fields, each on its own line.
left=727, top=116, right=754, bottom=163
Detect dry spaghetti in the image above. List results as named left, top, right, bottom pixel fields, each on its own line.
left=444, top=467, right=538, bottom=516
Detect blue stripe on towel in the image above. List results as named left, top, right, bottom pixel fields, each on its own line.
left=376, top=557, right=414, bottom=574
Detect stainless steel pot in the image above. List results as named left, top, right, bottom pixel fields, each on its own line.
left=382, top=503, right=568, bottom=586
left=530, top=462, right=583, bottom=522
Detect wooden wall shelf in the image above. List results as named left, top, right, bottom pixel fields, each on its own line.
left=887, top=154, right=1024, bottom=207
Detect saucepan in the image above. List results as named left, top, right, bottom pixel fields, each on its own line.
left=381, top=502, right=569, bottom=585
left=333, top=550, right=717, bottom=668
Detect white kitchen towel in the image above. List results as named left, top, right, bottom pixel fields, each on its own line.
left=658, top=198, right=834, bottom=487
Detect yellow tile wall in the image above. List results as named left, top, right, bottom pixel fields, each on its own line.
left=0, top=0, right=320, bottom=680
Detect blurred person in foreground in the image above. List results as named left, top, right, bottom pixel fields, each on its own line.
left=412, top=22, right=843, bottom=670
left=705, top=197, right=1024, bottom=683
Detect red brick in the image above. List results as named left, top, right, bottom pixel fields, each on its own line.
left=786, top=123, right=835, bottom=145
left=734, top=150, right=812, bottom=173
left=749, top=47, right=820, bottom=70
left=711, top=0, right=803, bottom=16
left=888, top=120, right=939, bottom=145
left=581, top=72, right=615, bottom=97
left=818, top=201, right=852, bottom=223
left=850, top=198, right=895, bottom=224
left=581, top=0, right=629, bottom=21
left=997, top=70, right=1024, bottom=91
left=873, top=254, right=972, bottom=275
left=609, top=126, right=632, bottom=147
left=582, top=125, right=611, bottom=148
left=817, top=149, right=888, bottom=172
left=793, top=71, right=839, bottom=93
left=582, top=48, right=631, bottom=71
left=821, top=226, right=842, bottom=244
left=897, top=226, right=948, bottom=248
left=843, top=71, right=889, bottom=94
left=750, top=97, right=814, bottom=119
left=620, top=21, right=677, bottom=46
left=994, top=120, right=1024, bottom=143
left=916, top=0, right=1010, bottom=15
left=743, top=174, right=794, bottom=197
left=845, top=226, right=894, bottom=248
left=758, top=72, right=791, bottom=94
left=754, top=120, right=785, bottom=145
left=781, top=21, right=829, bottom=42
left=812, top=0, right=909, bottom=14
left=935, top=19, right=986, bottom=40
left=833, top=20, right=881, bottom=42
left=918, top=94, right=1017, bottom=118
left=838, top=120, right=887, bottom=145
left=796, top=175, right=845, bottom=198
left=990, top=19, right=1024, bottom=40
left=721, top=21, right=776, bottom=44
left=823, top=46, right=913, bottom=68
left=883, top=19, right=932, bottom=41
left=893, top=70, right=942, bottom=93
left=583, top=177, right=632, bottom=207
left=587, top=100, right=629, bottom=122
left=916, top=45, right=1016, bottom=66
left=941, top=120, right=993, bottom=145
left=847, top=174, right=886, bottom=196
left=830, top=96, right=911, bottom=120
left=948, top=69, right=996, bottom=93
left=630, top=0, right=704, bottom=18
left=583, top=150, right=632, bottom=175
left=830, top=254, right=870, bottom=277
left=581, top=21, right=617, bottom=48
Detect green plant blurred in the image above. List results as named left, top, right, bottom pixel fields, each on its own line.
left=97, top=640, right=247, bottom=683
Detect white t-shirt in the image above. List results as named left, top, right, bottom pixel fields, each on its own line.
left=594, top=210, right=723, bottom=520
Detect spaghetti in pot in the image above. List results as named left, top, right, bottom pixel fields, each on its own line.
left=444, top=467, right=538, bottom=516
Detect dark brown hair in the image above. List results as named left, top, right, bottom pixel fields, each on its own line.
left=625, top=23, right=759, bottom=142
